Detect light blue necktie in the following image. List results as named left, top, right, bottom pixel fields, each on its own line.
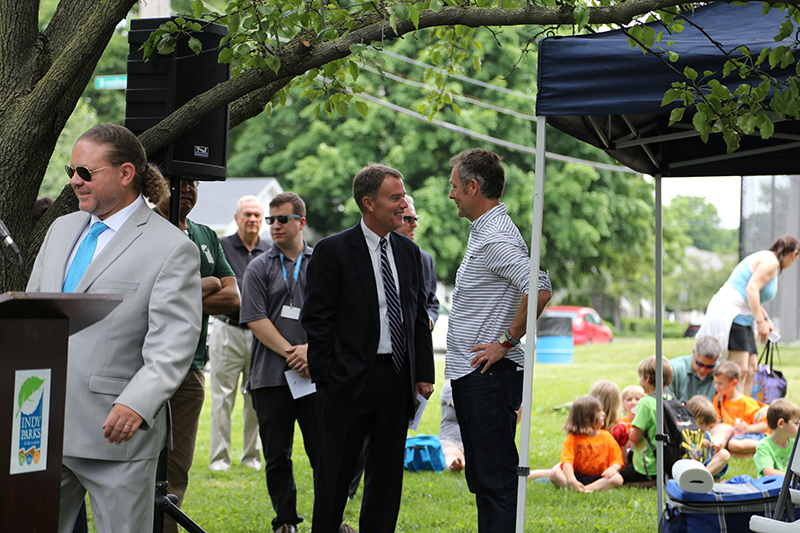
left=62, top=222, right=109, bottom=293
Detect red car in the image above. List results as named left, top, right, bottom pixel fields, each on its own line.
left=539, top=305, right=613, bottom=345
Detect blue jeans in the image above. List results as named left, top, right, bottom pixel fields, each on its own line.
left=452, top=359, right=523, bottom=533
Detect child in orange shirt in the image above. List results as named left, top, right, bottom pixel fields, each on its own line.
left=710, top=361, right=768, bottom=455
left=546, top=396, right=624, bottom=492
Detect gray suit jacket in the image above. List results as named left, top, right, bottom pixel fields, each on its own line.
left=27, top=201, right=202, bottom=461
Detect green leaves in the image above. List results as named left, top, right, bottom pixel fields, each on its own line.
left=16, top=377, right=44, bottom=418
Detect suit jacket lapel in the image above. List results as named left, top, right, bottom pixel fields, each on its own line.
left=55, top=213, right=92, bottom=290
left=349, top=224, right=380, bottom=331
left=75, top=202, right=149, bottom=293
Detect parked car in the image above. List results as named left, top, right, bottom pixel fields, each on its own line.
left=539, top=305, right=613, bottom=345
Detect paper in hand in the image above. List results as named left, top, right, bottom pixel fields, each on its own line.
left=408, top=392, right=428, bottom=431
left=285, top=369, right=316, bottom=399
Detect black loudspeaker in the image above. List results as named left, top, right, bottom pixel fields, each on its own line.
left=126, top=18, right=229, bottom=181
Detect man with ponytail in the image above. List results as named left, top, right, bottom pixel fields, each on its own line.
left=28, top=124, right=203, bottom=533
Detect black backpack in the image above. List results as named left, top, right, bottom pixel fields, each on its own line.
left=642, top=394, right=703, bottom=477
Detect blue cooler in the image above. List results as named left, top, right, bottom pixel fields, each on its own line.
left=535, top=315, right=573, bottom=364
left=661, top=475, right=788, bottom=533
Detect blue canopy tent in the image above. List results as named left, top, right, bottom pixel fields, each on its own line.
left=517, top=2, right=800, bottom=529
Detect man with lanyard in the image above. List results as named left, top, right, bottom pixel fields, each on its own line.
left=209, top=195, right=270, bottom=472
left=239, top=192, right=316, bottom=533
left=155, top=179, right=239, bottom=533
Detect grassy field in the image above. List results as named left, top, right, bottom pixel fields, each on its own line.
left=95, top=338, right=800, bottom=531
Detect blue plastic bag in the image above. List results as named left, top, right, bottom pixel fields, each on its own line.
left=404, top=434, right=445, bottom=472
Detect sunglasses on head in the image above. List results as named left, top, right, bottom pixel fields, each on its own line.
left=694, top=357, right=716, bottom=370
left=65, top=164, right=113, bottom=181
left=403, top=215, right=419, bottom=224
left=265, top=214, right=301, bottom=225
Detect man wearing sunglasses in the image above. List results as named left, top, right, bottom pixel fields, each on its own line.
left=394, top=195, right=439, bottom=330
left=667, top=335, right=723, bottom=402
left=155, top=180, right=240, bottom=533
left=240, top=192, right=317, bottom=533
left=29, top=125, right=202, bottom=533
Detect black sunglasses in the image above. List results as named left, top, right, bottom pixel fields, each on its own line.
left=403, top=215, right=420, bottom=224
left=265, top=214, right=301, bottom=225
left=65, top=164, right=113, bottom=181
left=694, top=357, right=716, bottom=370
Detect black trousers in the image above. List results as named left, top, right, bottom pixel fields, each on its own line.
left=251, top=385, right=319, bottom=531
left=311, top=355, right=411, bottom=533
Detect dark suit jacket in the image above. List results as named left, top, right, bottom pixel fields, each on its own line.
left=302, top=223, right=435, bottom=413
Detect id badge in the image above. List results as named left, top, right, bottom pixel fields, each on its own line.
left=281, top=305, right=301, bottom=320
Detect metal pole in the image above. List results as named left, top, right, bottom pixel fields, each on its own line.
left=655, top=174, right=665, bottom=526
left=515, top=115, right=547, bottom=532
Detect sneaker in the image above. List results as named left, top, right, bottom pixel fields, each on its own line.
left=275, top=525, right=298, bottom=533
left=242, top=459, right=262, bottom=471
left=209, top=460, right=230, bottom=472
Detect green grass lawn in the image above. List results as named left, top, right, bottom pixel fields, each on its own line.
left=96, top=338, right=800, bottom=531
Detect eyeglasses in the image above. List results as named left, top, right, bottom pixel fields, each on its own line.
left=65, top=164, right=113, bottom=181
left=403, top=215, right=419, bottom=224
left=694, top=358, right=716, bottom=370
left=265, top=214, right=301, bottom=225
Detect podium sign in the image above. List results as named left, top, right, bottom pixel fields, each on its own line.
left=0, top=292, right=121, bottom=532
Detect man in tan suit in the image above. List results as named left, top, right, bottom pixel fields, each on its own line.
left=27, top=125, right=202, bottom=533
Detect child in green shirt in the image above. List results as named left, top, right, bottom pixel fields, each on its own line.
left=754, top=399, right=800, bottom=477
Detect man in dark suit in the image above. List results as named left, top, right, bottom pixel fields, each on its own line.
left=302, top=164, right=435, bottom=533
left=394, top=194, right=439, bottom=330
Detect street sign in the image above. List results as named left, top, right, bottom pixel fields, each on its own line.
left=94, top=75, right=127, bottom=90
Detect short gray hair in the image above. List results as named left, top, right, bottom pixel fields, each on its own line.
left=235, top=195, right=262, bottom=215
left=694, top=335, right=722, bottom=359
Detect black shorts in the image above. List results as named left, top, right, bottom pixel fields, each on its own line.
left=574, top=472, right=603, bottom=485
left=729, top=322, right=757, bottom=353
left=619, top=462, right=652, bottom=484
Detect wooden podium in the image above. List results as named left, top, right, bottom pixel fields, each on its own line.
left=0, top=292, right=121, bottom=532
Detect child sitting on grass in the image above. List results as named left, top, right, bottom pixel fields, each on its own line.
left=589, top=380, right=626, bottom=447
left=530, top=396, right=623, bottom=492
left=620, top=385, right=645, bottom=430
left=754, top=398, right=800, bottom=477
left=710, top=361, right=768, bottom=455
left=620, top=355, right=673, bottom=484
left=685, top=395, right=730, bottom=477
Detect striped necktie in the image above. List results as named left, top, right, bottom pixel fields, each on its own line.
left=380, top=238, right=405, bottom=374
left=62, top=222, right=109, bottom=293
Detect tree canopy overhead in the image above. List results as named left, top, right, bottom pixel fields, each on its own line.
left=3, top=0, right=799, bottom=292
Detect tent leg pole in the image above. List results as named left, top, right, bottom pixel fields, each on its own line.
left=515, top=116, right=548, bottom=532
left=655, top=174, right=665, bottom=527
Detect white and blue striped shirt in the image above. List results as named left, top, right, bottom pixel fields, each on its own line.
left=445, top=203, right=551, bottom=380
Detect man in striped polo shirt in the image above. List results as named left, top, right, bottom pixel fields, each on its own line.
left=446, top=148, right=551, bottom=532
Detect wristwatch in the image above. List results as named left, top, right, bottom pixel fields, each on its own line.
left=499, top=328, right=520, bottom=348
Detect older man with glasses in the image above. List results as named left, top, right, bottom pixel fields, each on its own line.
left=667, top=335, right=723, bottom=402
left=394, top=195, right=439, bottom=330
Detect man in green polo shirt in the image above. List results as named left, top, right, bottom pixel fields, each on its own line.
left=156, top=180, right=240, bottom=533
left=667, top=335, right=722, bottom=403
